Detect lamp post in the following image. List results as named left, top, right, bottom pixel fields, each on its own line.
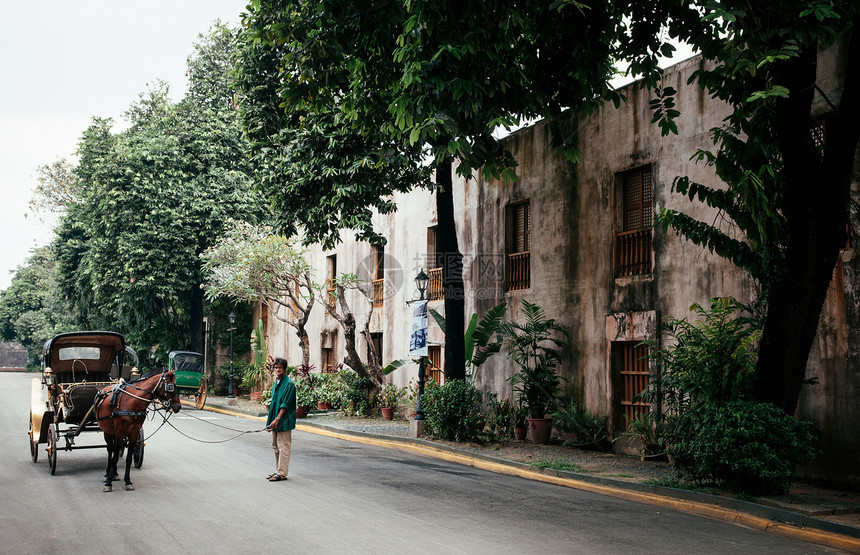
left=414, top=269, right=429, bottom=421
left=227, top=311, right=236, bottom=399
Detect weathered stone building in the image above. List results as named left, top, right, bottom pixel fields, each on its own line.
left=265, top=54, right=859, bottom=485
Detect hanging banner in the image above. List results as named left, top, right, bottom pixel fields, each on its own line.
left=409, top=300, right=428, bottom=357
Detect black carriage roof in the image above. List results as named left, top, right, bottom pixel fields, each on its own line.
left=168, top=350, right=204, bottom=359
left=43, top=331, right=127, bottom=371
left=168, top=350, right=204, bottom=373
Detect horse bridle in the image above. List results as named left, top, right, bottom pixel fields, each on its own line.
left=102, top=371, right=177, bottom=415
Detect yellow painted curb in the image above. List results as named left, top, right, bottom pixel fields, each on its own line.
left=199, top=405, right=860, bottom=552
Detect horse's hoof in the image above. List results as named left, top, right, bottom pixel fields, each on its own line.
left=103, top=485, right=112, bottom=492
left=125, top=484, right=135, bottom=491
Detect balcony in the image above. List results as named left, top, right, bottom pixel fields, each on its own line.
left=371, top=278, right=384, bottom=309
left=506, top=252, right=530, bottom=291
left=428, top=267, right=444, bottom=301
left=615, top=230, right=652, bottom=277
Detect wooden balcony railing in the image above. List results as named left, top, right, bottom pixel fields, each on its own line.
left=615, top=229, right=653, bottom=277
left=428, top=267, right=444, bottom=301
left=506, top=251, right=530, bottom=291
left=371, top=278, right=384, bottom=309
left=326, top=285, right=337, bottom=309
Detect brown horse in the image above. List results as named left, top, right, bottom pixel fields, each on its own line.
left=95, top=370, right=181, bottom=492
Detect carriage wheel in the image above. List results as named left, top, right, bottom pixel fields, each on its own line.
left=132, top=431, right=144, bottom=469
left=28, top=415, right=38, bottom=463
left=47, top=425, right=58, bottom=475
left=195, top=378, right=208, bottom=410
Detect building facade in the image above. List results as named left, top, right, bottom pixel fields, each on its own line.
left=265, top=54, right=859, bottom=485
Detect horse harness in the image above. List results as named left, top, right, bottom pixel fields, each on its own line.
left=95, top=372, right=175, bottom=420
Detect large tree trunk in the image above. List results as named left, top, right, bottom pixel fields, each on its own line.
left=189, top=283, right=204, bottom=353
left=436, top=161, right=466, bottom=381
left=754, top=28, right=860, bottom=414
left=297, top=325, right=310, bottom=366
left=333, top=285, right=374, bottom=382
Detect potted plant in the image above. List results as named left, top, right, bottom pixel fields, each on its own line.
left=241, top=361, right=268, bottom=401
left=501, top=301, right=570, bottom=444
left=315, top=372, right=339, bottom=410
left=378, top=383, right=404, bottom=420
left=290, top=364, right=316, bottom=418
left=513, top=401, right=529, bottom=441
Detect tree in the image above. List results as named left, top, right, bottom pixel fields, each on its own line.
left=201, top=221, right=317, bottom=366
left=237, top=1, right=859, bottom=412
left=31, top=159, right=81, bottom=216
left=0, top=246, right=71, bottom=366
left=654, top=1, right=860, bottom=413
left=234, top=0, right=658, bottom=381
left=324, top=275, right=384, bottom=387
left=53, top=24, right=263, bottom=358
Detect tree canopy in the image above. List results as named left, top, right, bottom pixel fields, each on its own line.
left=654, top=1, right=860, bottom=412
left=51, top=23, right=264, bottom=359
left=236, top=0, right=860, bottom=413
left=201, top=220, right=317, bottom=365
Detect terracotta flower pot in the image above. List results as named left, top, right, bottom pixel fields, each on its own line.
left=317, top=401, right=329, bottom=411
left=528, top=418, right=553, bottom=445
left=381, top=407, right=394, bottom=420
left=296, top=405, right=311, bottom=419
left=513, top=427, right=528, bottom=441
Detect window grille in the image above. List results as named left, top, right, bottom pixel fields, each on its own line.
left=427, top=345, right=443, bottom=385
left=617, top=342, right=650, bottom=426
left=615, top=166, right=653, bottom=277
left=506, top=201, right=531, bottom=291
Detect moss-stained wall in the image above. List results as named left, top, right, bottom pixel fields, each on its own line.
left=263, top=52, right=857, bottom=485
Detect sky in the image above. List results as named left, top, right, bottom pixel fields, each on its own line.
left=0, top=3, right=697, bottom=293
left=0, top=0, right=248, bottom=291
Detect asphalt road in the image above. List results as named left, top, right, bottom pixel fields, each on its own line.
left=1, top=372, right=845, bottom=554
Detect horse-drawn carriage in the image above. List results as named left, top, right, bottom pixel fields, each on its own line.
left=29, top=331, right=141, bottom=475
left=28, top=331, right=181, bottom=492
left=168, top=350, right=207, bottom=409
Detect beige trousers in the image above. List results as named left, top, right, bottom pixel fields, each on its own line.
left=271, top=429, right=292, bottom=477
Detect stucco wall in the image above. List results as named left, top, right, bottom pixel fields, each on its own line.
left=464, top=57, right=756, bottom=425
left=261, top=52, right=857, bottom=484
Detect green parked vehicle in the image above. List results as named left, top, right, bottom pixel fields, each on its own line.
left=168, top=350, right=207, bottom=409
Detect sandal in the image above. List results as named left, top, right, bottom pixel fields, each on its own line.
left=265, top=473, right=278, bottom=480
left=268, top=474, right=287, bottom=482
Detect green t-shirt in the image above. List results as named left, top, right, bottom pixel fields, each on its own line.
left=267, top=375, right=297, bottom=432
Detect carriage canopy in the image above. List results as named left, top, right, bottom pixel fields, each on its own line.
left=42, top=331, right=130, bottom=382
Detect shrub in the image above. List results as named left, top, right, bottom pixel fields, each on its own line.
left=642, top=297, right=761, bottom=411
left=378, top=382, right=405, bottom=409
left=216, top=360, right=251, bottom=395
left=422, top=379, right=485, bottom=442
left=486, top=394, right=515, bottom=440
left=664, top=400, right=820, bottom=495
left=552, top=397, right=609, bottom=449
left=336, top=368, right=373, bottom=416
left=289, top=364, right=317, bottom=408
left=315, top=371, right=346, bottom=408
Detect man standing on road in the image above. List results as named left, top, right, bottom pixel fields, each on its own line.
left=266, top=357, right=296, bottom=481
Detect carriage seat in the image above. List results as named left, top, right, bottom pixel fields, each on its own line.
left=62, top=383, right=102, bottom=425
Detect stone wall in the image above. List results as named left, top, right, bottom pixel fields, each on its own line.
left=0, top=342, right=28, bottom=369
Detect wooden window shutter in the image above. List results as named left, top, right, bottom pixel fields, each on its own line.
left=427, top=226, right=439, bottom=269
left=512, top=202, right=530, bottom=253
left=623, top=167, right=653, bottom=232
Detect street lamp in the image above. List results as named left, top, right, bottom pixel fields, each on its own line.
left=415, top=268, right=429, bottom=301
left=227, top=311, right=236, bottom=399
left=414, top=269, right=428, bottom=421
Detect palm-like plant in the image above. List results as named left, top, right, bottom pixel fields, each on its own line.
left=501, top=301, right=570, bottom=419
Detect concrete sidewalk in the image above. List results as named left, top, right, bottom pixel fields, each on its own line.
left=192, top=395, right=860, bottom=552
